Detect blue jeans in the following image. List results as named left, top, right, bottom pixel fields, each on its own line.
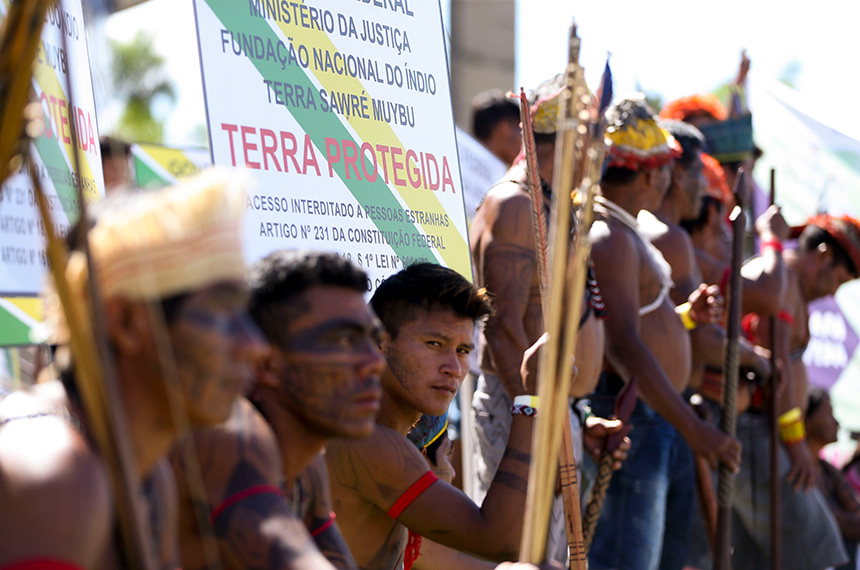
left=586, top=375, right=695, bottom=570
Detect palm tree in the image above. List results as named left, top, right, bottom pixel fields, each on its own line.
left=110, top=31, right=175, bottom=143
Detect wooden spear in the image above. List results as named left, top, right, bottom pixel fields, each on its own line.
left=517, top=87, right=549, bottom=300
left=517, top=82, right=585, bottom=566
left=519, top=21, right=606, bottom=566
left=0, top=0, right=52, bottom=189
left=768, top=168, right=781, bottom=570
left=27, top=156, right=155, bottom=569
left=0, top=3, right=153, bottom=563
left=713, top=169, right=748, bottom=570
left=34, top=10, right=159, bottom=565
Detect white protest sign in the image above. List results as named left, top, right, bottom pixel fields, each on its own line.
left=455, top=125, right=507, bottom=220
left=0, top=0, right=103, bottom=345
left=193, top=0, right=471, bottom=289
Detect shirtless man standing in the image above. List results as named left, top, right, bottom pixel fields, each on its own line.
left=639, top=120, right=779, bottom=407
left=327, top=263, right=542, bottom=570
left=0, top=171, right=267, bottom=568
left=731, top=215, right=860, bottom=570
left=171, top=250, right=384, bottom=570
left=586, top=97, right=741, bottom=570
left=469, top=75, right=626, bottom=563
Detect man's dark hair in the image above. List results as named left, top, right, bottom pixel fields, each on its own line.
left=661, top=119, right=705, bottom=168
left=248, top=250, right=368, bottom=347
left=601, top=166, right=639, bottom=186
left=533, top=132, right=556, bottom=146
left=370, top=263, right=493, bottom=338
left=99, top=135, right=131, bottom=159
left=471, top=89, right=520, bottom=142
left=806, top=386, right=829, bottom=420
left=798, top=225, right=858, bottom=276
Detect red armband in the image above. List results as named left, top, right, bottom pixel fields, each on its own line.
left=387, top=471, right=438, bottom=520
left=1, top=561, right=85, bottom=570
left=742, top=313, right=759, bottom=342
left=777, top=310, right=795, bottom=325
left=310, top=512, right=336, bottom=537
left=761, top=239, right=783, bottom=253
left=209, top=484, right=284, bottom=525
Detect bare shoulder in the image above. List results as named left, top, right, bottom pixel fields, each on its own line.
left=327, top=425, right=430, bottom=510
left=651, top=222, right=698, bottom=294
left=0, top=386, right=112, bottom=565
left=637, top=210, right=670, bottom=242
left=652, top=222, right=693, bottom=256
left=740, top=254, right=767, bottom=281
left=473, top=176, right=534, bottom=242
left=590, top=218, right=638, bottom=266
left=487, top=186, right=534, bottom=236
left=482, top=178, right=530, bottom=207
left=476, top=165, right=528, bottom=212
left=175, top=397, right=281, bottom=502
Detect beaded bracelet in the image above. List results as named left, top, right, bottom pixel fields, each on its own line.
left=511, top=395, right=540, bottom=417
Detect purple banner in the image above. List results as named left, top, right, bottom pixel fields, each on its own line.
left=805, top=295, right=859, bottom=390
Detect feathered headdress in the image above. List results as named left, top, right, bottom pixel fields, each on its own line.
left=604, top=95, right=681, bottom=170
left=790, top=214, right=860, bottom=276
left=42, top=168, right=250, bottom=343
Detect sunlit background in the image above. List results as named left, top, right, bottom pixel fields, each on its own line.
left=95, top=0, right=860, bottom=145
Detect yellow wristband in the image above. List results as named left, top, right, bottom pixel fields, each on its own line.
left=778, top=407, right=802, bottom=426
left=675, top=302, right=697, bottom=331
left=780, top=419, right=806, bottom=444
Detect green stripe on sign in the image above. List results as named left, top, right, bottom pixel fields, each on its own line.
left=205, top=0, right=442, bottom=265
left=134, top=157, right=170, bottom=190
left=32, top=134, right=82, bottom=224
left=0, top=308, right=32, bottom=346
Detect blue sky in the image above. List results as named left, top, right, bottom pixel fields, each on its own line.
left=97, top=0, right=860, bottom=144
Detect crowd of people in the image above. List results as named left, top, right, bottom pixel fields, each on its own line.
left=468, top=71, right=860, bottom=570
left=2, top=50, right=860, bottom=570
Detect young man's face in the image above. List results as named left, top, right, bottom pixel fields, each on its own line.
left=169, top=282, right=265, bottom=426
left=102, top=154, right=132, bottom=191
left=276, top=285, right=385, bottom=439
left=491, top=117, right=523, bottom=166
left=381, top=308, right=475, bottom=417
left=806, top=395, right=839, bottom=445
